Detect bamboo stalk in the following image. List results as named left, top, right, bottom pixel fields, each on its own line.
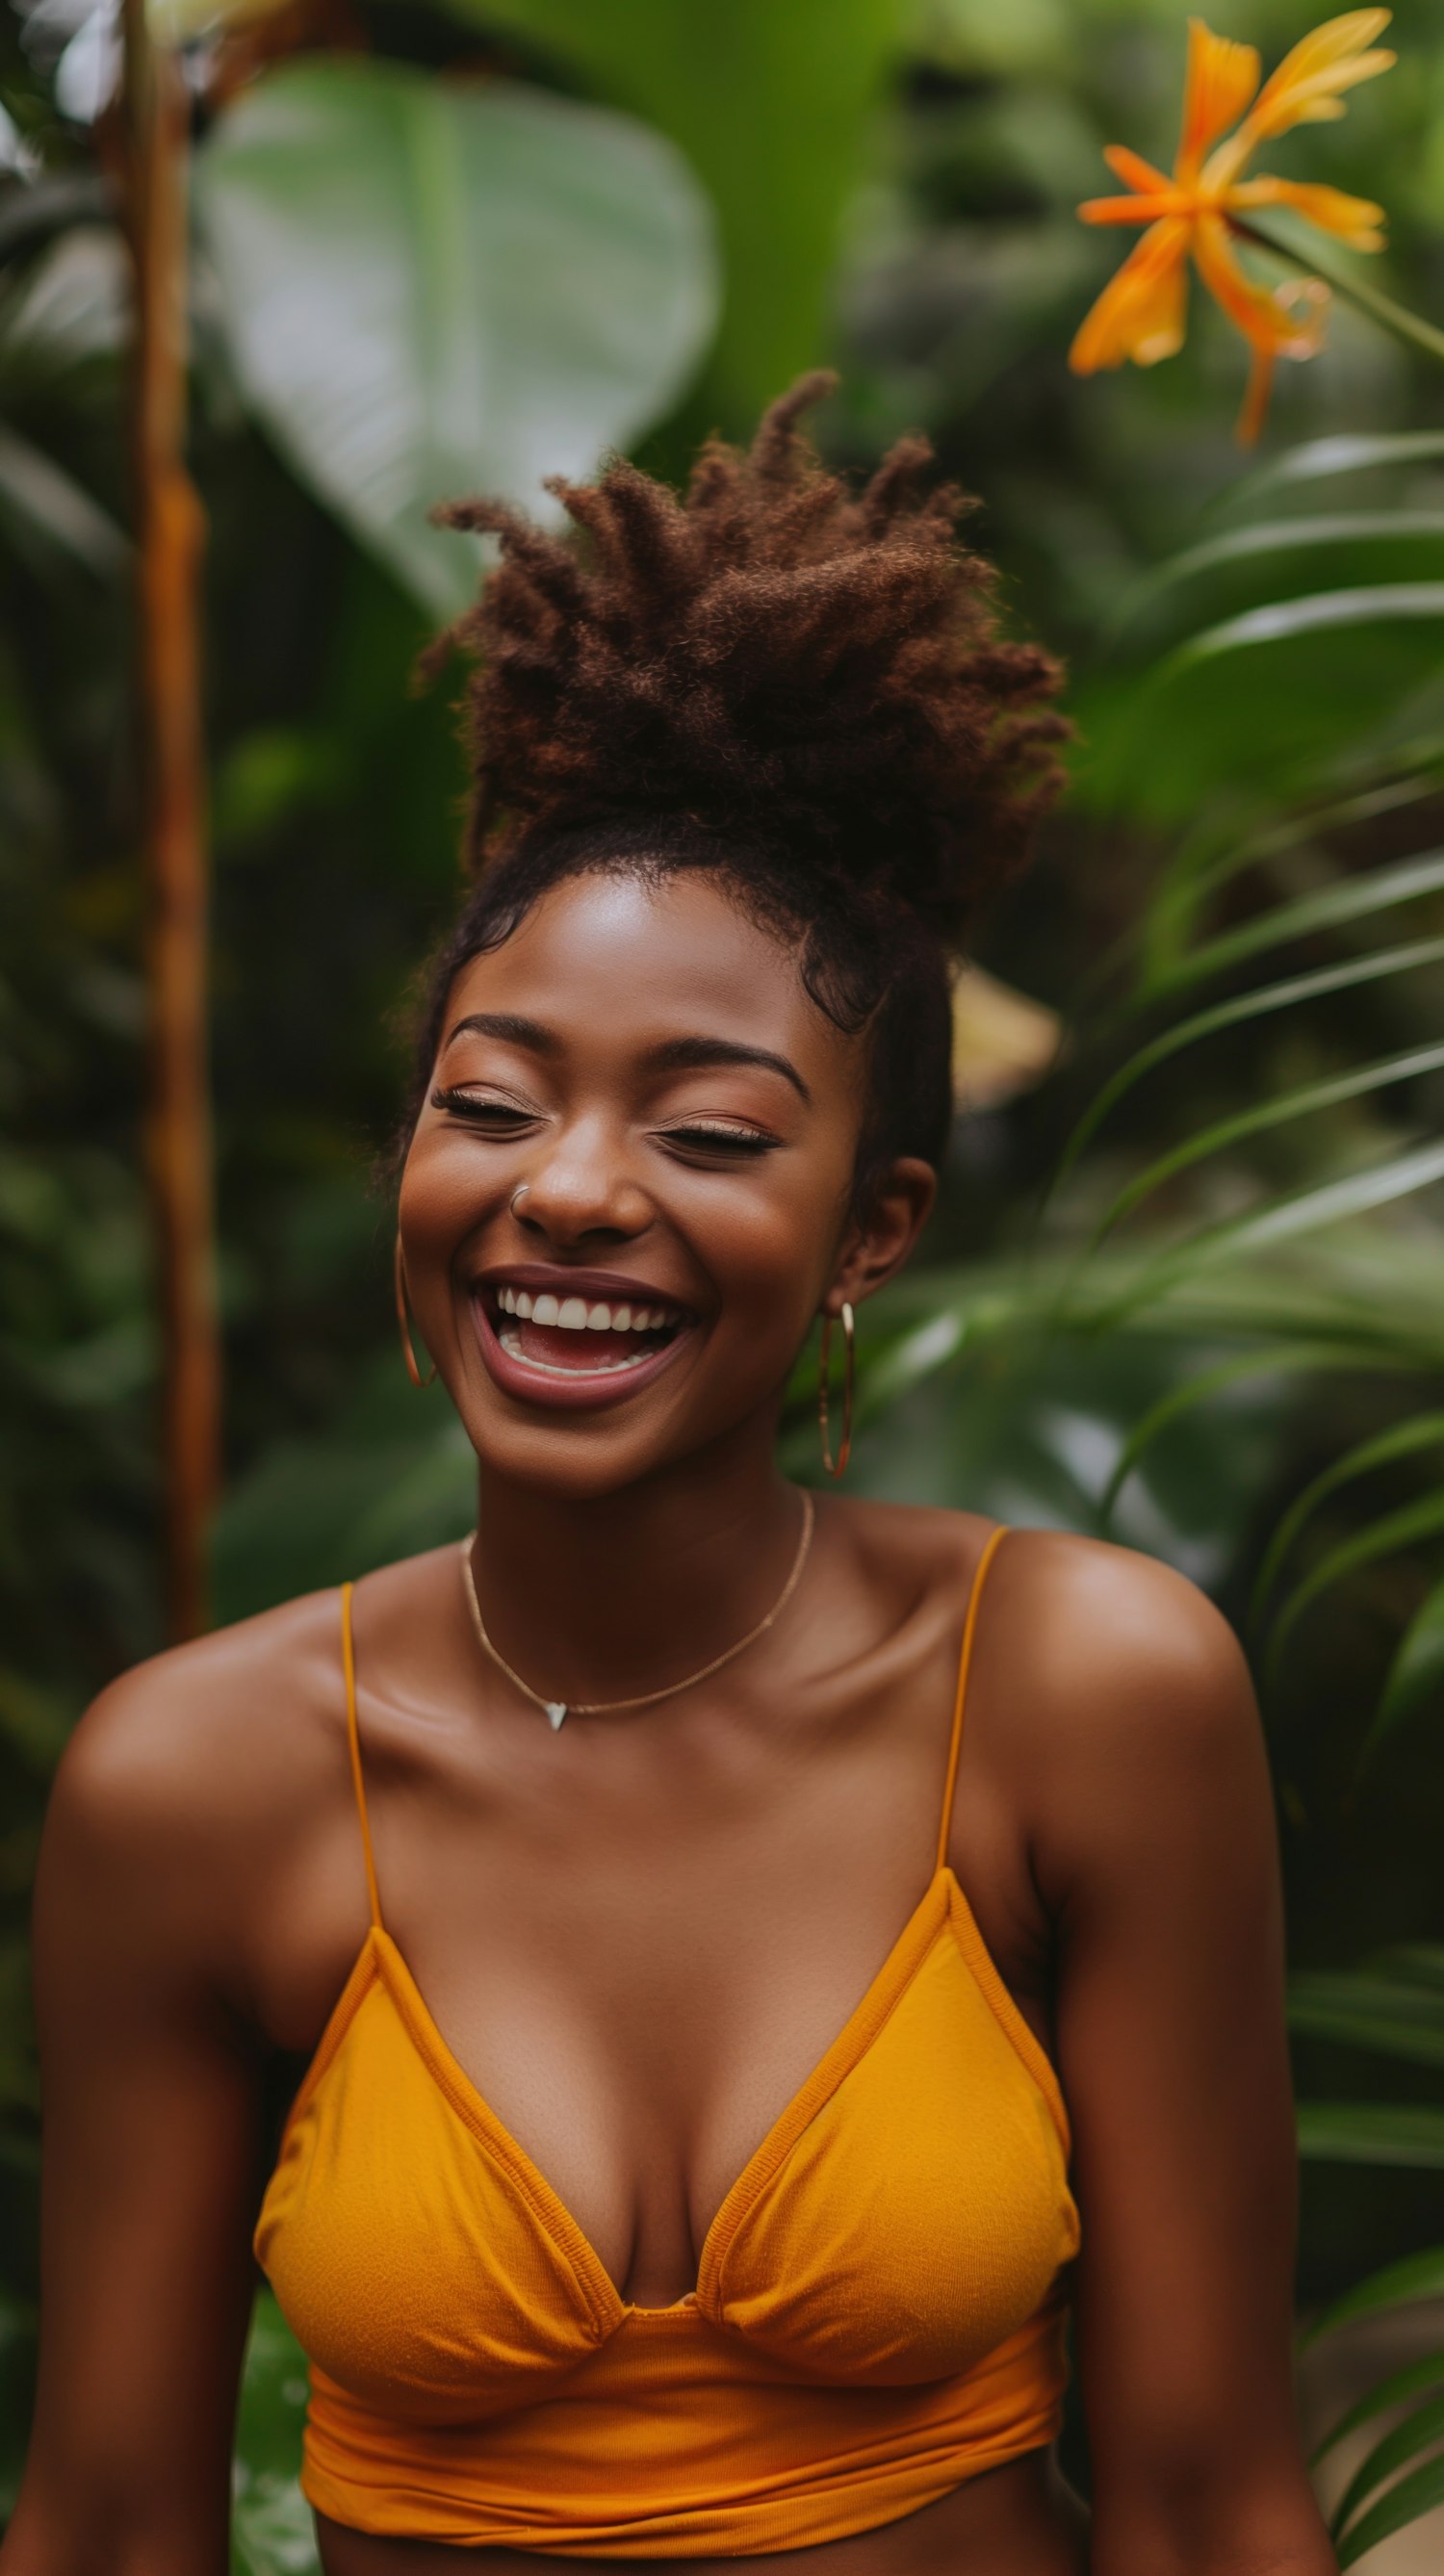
left=121, top=2, right=219, bottom=1641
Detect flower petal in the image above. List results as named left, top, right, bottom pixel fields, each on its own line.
left=1236, top=343, right=1276, bottom=447
left=1230, top=174, right=1387, bottom=249
left=1104, top=142, right=1175, bottom=195
left=1177, top=16, right=1261, bottom=180
left=1241, top=10, right=1394, bottom=143
left=1079, top=193, right=1181, bottom=225
left=1070, top=219, right=1191, bottom=374
left=1193, top=213, right=1330, bottom=361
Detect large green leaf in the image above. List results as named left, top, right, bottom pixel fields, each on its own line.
left=1052, top=935, right=1444, bottom=1190
left=1313, top=2347, right=1444, bottom=2467
left=1091, top=1046, right=1444, bottom=1251
left=1093, top=1141, right=1444, bottom=1330
left=1085, top=589, right=1444, bottom=819
left=1142, top=845, right=1444, bottom=1006
left=1337, top=2451, right=1444, bottom=2568
left=1224, top=431, right=1444, bottom=514
left=1330, top=2395, right=1444, bottom=2548
left=1109, top=515, right=1444, bottom=657
left=194, top=58, right=719, bottom=616
left=1134, top=775, right=1444, bottom=990
left=443, top=0, right=905, bottom=424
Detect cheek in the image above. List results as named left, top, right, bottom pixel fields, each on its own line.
left=691, top=1160, right=850, bottom=1335
left=397, top=1126, right=499, bottom=1265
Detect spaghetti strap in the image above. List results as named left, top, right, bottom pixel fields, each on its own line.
left=340, top=1582, right=383, bottom=1930
left=935, top=1526, right=1009, bottom=1874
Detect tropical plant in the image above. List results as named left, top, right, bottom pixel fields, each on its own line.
left=5, top=0, right=1444, bottom=2564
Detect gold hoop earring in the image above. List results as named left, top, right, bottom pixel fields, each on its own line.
left=818, top=1301, right=855, bottom=1480
left=394, top=1234, right=437, bottom=1389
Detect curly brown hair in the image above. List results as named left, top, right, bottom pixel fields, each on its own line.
left=409, top=373, right=1068, bottom=1203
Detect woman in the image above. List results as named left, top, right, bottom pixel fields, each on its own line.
left=7, top=380, right=1332, bottom=2576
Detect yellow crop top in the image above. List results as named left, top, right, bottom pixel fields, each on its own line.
left=254, top=1525, right=1081, bottom=2556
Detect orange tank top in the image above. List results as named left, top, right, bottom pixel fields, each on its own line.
left=254, top=1525, right=1081, bottom=2557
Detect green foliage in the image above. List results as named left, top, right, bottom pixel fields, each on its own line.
left=6, top=0, right=1444, bottom=2563
left=1329, top=2402, right=1444, bottom=2563
left=231, top=2296, right=315, bottom=2576
left=194, top=57, right=720, bottom=615
left=1293, top=1950, right=1444, bottom=2073
left=1371, top=1578, right=1444, bottom=1754
left=445, top=0, right=908, bottom=427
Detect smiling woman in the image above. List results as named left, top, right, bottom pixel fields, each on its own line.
left=8, top=383, right=1334, bottom=2576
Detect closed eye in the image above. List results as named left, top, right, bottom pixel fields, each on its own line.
left=431, top=1087, right=540, bottom=1130
left=658, top=1120, right=780, bottom=1159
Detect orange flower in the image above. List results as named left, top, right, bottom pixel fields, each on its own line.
left=1070, top=13, right=1395, bottom=442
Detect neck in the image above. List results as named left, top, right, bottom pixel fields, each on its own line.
left=469, top=1425, right=809, bottom=1710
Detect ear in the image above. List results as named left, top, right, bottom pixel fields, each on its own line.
left=823, top=1156, right=936, bottom=1315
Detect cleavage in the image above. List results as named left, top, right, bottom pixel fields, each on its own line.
left=384, top=1838, right=932, bottom=2310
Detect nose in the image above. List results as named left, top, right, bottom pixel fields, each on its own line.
left=511, top=1113, right=653, bottom=1249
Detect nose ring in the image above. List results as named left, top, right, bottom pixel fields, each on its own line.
left=509, top=1182, right=530, bottom=1214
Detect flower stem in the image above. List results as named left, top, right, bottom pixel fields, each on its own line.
left=1231, top=219, right=1444, bottom=370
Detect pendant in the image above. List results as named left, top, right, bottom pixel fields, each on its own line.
left=545, top=1701, right=567, bottom=1731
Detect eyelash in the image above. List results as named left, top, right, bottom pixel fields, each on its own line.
left=431, top=1088, right=531, bottom=1126
left=663, top=1121, right=777, bottom=1157
left=430, top=1091, right=778, bottom=1158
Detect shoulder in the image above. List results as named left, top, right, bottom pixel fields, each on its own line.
left=828, top=1499, right=1245, bottom=1707
left=972, top=1528, right=1270, bottom=1893
left=49, top=1586, right=345, bottom=1856
left=988, top=1526, right=1251, bottom=1727
left=45, top=1541, right=467, bottom=1893
left=36, top=1589, right=350, bottom=1987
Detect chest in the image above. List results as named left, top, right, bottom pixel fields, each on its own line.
left=257, top=1650, right=1054, bottom=2307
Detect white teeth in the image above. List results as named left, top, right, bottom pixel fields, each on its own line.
left=492, top=1284, right=682, bottom=1336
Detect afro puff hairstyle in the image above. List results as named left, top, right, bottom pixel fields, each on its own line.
left=409, top=374, right=1068, bottom=1206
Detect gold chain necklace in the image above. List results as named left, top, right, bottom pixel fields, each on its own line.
left=458, top=1490, right=815, bottom=1731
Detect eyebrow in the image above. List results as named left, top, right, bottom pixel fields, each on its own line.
left=444, top=1012, right=561, bottom=1054
left=442, top=1015, right=812, bottom=1104
left=642, top=1036, right=812, bottom=1103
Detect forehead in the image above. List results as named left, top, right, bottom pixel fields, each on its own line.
left=445, top=869, right=859, bottom=1088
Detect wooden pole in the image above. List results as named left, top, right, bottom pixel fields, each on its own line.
left=121, top=4, right=219, bottom=1641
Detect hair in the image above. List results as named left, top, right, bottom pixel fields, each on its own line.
left=407, top=372, right=1068, bottom=1211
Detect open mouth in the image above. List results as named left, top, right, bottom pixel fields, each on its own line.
left=470, top=1274, right=697, bottom=1409
left=485, top=1280, right=689, bottom=1376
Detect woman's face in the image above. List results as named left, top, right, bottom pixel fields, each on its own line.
left=400, top=870, right=934, bottom=1498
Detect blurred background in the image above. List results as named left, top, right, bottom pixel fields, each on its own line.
left=3, top=0, right=1444, bottom=2563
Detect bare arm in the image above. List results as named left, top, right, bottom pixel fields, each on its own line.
left=1007, top=1538, right=1333, bottom=2576
left=3, top=1668, right=267, bottom=2576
